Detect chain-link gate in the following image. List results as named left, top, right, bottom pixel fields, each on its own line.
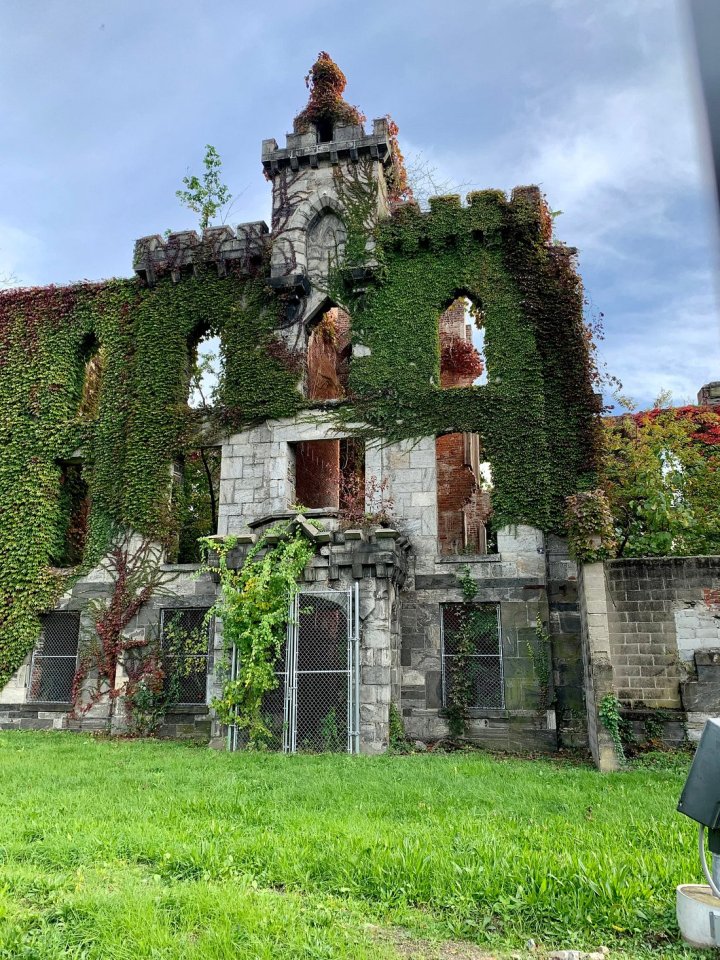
left=229, top=585, right=360, bottom=753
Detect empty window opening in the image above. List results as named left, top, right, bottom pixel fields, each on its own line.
left=78, top=335, right=106, bottom=418
left=436, top=433, right=496, bottom=556
left=471, top=319, right=488, bottom=386
left=439, top=297, right=485, bottom=389
left=293, top=439, right=341, bottom=509
left=175, top=447, right=221, bottom=564
left=441, top=603, right=504, bottom=710
left=339, top=438, right=366, bottom=517
left=51, top=461, right=89, bottom=567
left=159, top=608, right=211, bottom=704
left=316, top=119, right=334, bottom=143
left=307, top=308, right=351, bottom=401
left=188, top=330, right=223, bottom=410
left=292, top=437, right=364, bottom=512
left=28, top=611, right=80, bottom=703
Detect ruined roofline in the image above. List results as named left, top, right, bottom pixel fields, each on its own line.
left=132, top=222, right=269, bottom=285
left=262, top=117, right=391, bottom=175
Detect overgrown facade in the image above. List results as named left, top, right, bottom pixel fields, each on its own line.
left=0, top=56, right=604, bottom=753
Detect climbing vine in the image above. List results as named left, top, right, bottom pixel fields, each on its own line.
left=0, top=97, right=601, bottom=701
left=527, top=615, right=554, bottom=711
left=0, top=271, right=302, bottom=692
left=204, top=522, right=316, bottom=747
left=328, top=185, right=601, bottom=532
left=598, top=693, right=626, bottom=764
left=443, top=565, right=481, bottom=740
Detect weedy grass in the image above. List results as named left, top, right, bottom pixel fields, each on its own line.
left=0, top=733, right=707, bottom=959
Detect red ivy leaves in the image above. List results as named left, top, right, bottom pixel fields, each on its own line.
left=632, top=405, right=720, bottom=448
left=441, top=337, right=484, bottom=380
left=294, top=52, right=366, bottom=134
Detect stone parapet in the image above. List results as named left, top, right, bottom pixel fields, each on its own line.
left=133, top=222, right=269, bottom=285
left=206, top=526, right=411, bottom=588
left=261, top=118, right=391, bottom=176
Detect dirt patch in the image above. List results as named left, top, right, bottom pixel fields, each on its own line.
left=372, top=926, right=499, bottom=959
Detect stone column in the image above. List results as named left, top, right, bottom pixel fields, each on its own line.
left=578, top=561, right=621, bottom=771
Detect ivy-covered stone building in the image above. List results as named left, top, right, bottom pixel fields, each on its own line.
left=0, top=54, right=603, bottom=754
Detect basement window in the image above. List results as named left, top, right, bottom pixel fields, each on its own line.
left=441, top=603, right=504, bottom=710
left=159, top=608, right=211, bottom=704
left=28, top=611, right=80, bottom=703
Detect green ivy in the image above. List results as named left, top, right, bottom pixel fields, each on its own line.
left=203, top=523, right=316, bottom=747
left=332, top=189, right=600, bottom=532
left=0, top=184, right=600, bottom=698
left=0, top=271, right=302, bottom=691
left=598, top=693, right=626, bottom=764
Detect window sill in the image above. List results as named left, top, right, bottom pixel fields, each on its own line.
left=435, top=554, right=501, bottom=564
left=165, top=704, right=209, bottom=714
left=24, top=701, right=71, bottom=709
left=440, top=707, right=509, bottom=720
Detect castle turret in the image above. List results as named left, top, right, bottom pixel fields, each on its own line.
left=262, top=53, right=394, bottom=330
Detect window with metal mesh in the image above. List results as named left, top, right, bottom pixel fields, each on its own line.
left=28, top=611, right=80, bottom=703
left=159, top=608, right=211, bottom=704
left=441, top=603, right=504, bottom=710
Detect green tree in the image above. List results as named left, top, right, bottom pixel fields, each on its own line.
left=602, top=404, right=720, bottom=557
left=176, top=144, right=232, bottom=231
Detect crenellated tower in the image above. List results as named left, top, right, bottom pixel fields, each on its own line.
left=262, top=53, right=395, bottom=340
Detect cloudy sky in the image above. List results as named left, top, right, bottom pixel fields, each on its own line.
left=1, top=0, right=718, bottom=409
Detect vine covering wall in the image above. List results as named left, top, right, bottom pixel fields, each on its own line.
left=0, top=181, right=600, bottom=692
left=333, top=186, right=600, bottom=531
left=0, top=270, right=302, bottom=690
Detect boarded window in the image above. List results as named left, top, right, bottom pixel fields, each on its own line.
left=159, top=608, right=211, bottom=704
left=28, top=611, right=80, bottom=703
left=441, top=603, right=504, bottom=710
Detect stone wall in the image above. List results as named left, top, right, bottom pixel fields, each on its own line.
left=0, top=557, right=220, bottom=739
left=605, top=556, right=720, bottom=745
left=400, top=526, right=558, bottom=752
left=577, top=555, right=720, bottom=766
left=546, top=535, right=586, bottom=750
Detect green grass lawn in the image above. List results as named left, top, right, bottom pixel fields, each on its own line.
left=0, top=733, right=708, bottom=959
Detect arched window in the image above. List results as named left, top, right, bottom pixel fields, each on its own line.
left=306, top=307, right=351, bottom=401
left=188, top=329, right=223, bottom=410
left=172, top=327, right=223, bottom=563
left=438, top=297, right=485, bottom=389
left=306, top=209, right=346, bottom=283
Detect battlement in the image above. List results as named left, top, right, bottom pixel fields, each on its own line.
left=133, top=222, right=269, bottom=285
left=262, top=117, right=391, bottom=176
